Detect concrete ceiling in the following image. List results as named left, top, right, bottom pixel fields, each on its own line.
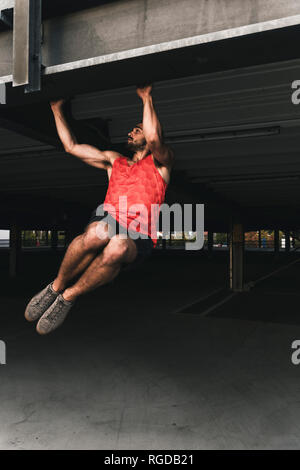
left=71, top=58, right=300, bottom=219
left=1, top=3, right=300, bottom=232
left=1, top=56, right=300, bottom=231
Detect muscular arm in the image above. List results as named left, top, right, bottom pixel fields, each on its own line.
left=50, top=100, right=119, bottom=170
left=137, top=85, right=174, bottom=167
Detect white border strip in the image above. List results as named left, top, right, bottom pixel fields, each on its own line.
left=43, top=14, right=300, bottom=77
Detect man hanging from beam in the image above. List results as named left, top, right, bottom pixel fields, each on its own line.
left=24, top=85, right=174, bottom=335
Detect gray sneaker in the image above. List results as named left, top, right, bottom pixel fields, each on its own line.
left=36, top=294, right=74, bottom=335
left=25, top=282, right=59, bottom=322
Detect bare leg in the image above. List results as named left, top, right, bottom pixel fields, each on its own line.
left=52, top=221, right=110, bottom=292
left=62, top=235, right=137, bottom=302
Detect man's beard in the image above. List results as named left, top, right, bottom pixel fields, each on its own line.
left=126, top=139, right=146, bottom=152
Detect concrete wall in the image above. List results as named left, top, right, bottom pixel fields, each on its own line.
left=0, top=0, right=300, bottom=77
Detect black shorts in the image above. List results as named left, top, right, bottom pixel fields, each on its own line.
left=86, top=209, right=153, bottom=272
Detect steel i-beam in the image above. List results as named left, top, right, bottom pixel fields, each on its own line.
left=13, top=0, right=42, bottom=93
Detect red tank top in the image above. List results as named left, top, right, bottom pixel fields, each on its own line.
left=103, top=154, right=167, bottom=245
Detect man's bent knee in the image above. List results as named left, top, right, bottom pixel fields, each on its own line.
left=82, top=222, right=110, bottom=251
left=102, top=236, right=137, bottom=266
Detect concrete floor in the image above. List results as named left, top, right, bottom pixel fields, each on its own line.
left=1, top=249, right=300, bottom=449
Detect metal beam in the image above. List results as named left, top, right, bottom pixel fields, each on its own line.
left=13, top=0, right=30, bottom=87
left=12, top=0, right=41, bottom=92
left=44, top=14, right=300, bottom=78
left=25, top=0, right=41, bottom=93
left=0, top=8, right=13, bottom=29
left=0, top=0, right=299, bottom=81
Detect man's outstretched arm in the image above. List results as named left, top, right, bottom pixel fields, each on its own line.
left=50, top=99, right=119, bottom=169
left=137, top=85, right=174, bottom=167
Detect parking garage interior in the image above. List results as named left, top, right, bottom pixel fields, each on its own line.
left=1, top=0, right=300, bottom=450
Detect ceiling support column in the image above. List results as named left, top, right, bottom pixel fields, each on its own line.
left=207, top=231, right=213, bottom=253
left=274, top=229, right=280, bottom=254
left=9, top=221, right=21, bottom=278
left=229, top=220, right=245, bottom=292
left=285, top=230, right=291, bottom=252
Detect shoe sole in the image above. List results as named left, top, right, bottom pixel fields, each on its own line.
left=36, top=324, right=48, bottom=335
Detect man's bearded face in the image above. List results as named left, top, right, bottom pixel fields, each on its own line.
left=127, top=124, right=147, bottom=151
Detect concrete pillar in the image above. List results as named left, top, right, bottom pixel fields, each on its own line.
left=258, top=230, right=262, bottom=248
left=9, top=222, right=21, bottom=278
left=208, top=231, right=213, bottom=252
left=285, top=230, right=291, bottom=252
left=274, top=229, right=280, bottom=253
left=229, top=221, right=244, bottom=292
left=51, top=230, right=58, bottom=250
